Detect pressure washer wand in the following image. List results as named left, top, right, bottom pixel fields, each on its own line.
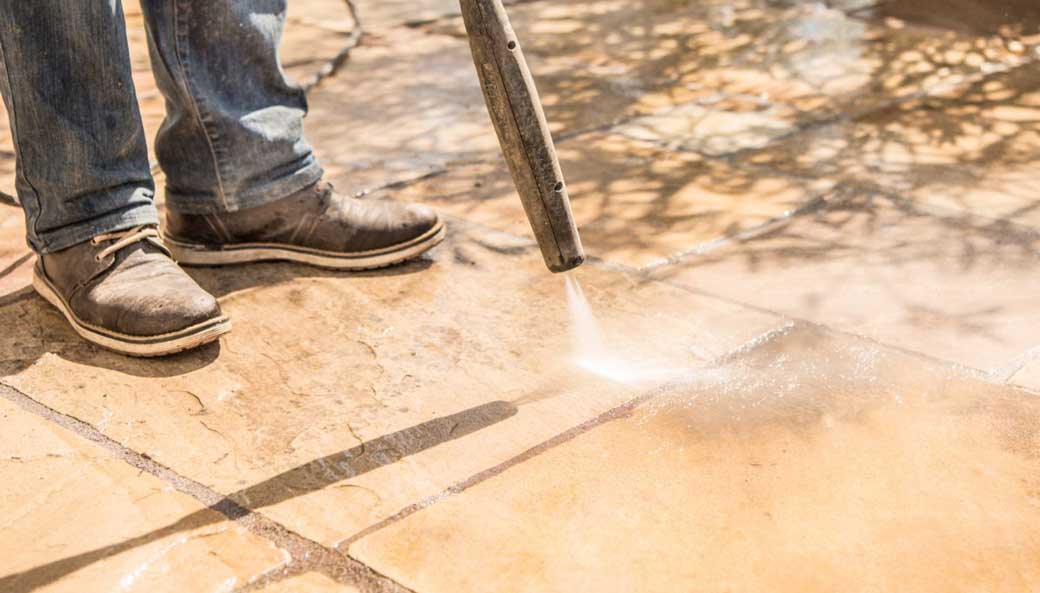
left=460, top=0, right=586, bottom=273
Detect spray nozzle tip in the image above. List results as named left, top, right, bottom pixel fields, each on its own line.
left=548, top=253, right=586, bottom=274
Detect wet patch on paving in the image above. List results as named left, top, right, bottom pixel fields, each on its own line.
left=3, top=0, right=1040, bottom=591
left=351, top=324, right=1040, bottom=593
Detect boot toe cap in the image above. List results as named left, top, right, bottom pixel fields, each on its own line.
left=111, top=287, right=223, bottom=338
left=76, top=262, right=225, bottom=338
left=400, top=203, right=441, bottom=237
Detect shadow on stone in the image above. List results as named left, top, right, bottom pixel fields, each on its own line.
left=185, top=254, right=436, bottom=300
left=0, top=399, right=518, bottom=593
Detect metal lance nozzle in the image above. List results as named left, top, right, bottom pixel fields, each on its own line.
left=460, top=0, right=586, bottom=273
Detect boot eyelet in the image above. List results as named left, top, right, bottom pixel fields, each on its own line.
left=94, top=255, right=103, bottom=262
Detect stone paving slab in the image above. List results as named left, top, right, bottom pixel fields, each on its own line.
left=389, top=132, right=834, bottom=268
left=290, top=0, right=459, bottom=33
left=303, top=27, right=499, bottom=197
left=0, top=206, right=31, bottom=303
left=1010, top=359, right=1040, bottom=393
left=854, top=0, right=1040, bottom=40
left=651, top=189, right=1040, bottom=374
left=0, top=396, right=288, bottom=593
left=427, top=0, right=1030, bottom=156
left=2, top=1, right=1040, bottom=590
left=737, top=65, right=1040, bottom=229
left=0, top=223, right=786, bottom=549
left=351, top=324, right=1040, bottom=593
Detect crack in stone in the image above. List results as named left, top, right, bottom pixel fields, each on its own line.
left=169, top=390, right=207, bottom=416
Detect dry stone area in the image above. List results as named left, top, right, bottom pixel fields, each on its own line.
left=2, top=1, right=1040, bottom=592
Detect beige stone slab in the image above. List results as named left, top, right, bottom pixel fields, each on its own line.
left=429, top=0, right=1027, bottom=147
left=0, top=77, right=28, bottom=297
left=742, top=66, right=1040, bottom=229
left=1009, top=355, right=1040, bottom=393
left=1, top=224, right=786, bottom=548
left=0, top=205, right=31, bottom=302
left=289, top=0, right=459, bottom=32
left=352, top=324, right=1040, bottom=593
left=0, top=51, right=30, bottom=300
left=855, top=0, right=1040, bottom=39
left=615, top=101, right=801, bottom=156
left=0, top=396, right=288, bottom=593
left=279, top=21, right=360, bottom=86
left=427, top=0, right=837, bottom=136
left=652, top=190, right=1040, bottom=372
left=391, top=132, right=833, bottom=268
left=303, top=28, right=499, bottom=196
left=257, top=572, right=360, bottom=593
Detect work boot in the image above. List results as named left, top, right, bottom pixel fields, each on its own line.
left=32, top=226, right=230, bottom=357
left=163, top=181, right=446, bottom=270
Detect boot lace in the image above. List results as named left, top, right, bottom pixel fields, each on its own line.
left=90, top=226, right=167, bottom=262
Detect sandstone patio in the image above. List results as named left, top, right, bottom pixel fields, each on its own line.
left=2, top=1, right=1040, bottom=592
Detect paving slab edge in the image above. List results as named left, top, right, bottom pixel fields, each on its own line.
left=5, top=303, right=1034, bottom=591
left=0, top=382, right=415, bottom=593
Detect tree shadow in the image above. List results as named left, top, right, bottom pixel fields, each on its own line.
left=0, top=399, right=518, bottom=593
left=400, top=0, right=1040, bottom=268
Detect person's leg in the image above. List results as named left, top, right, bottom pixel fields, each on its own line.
left=143, top=0, right=445, bottom=270
left=0, top=1, right=230, bottom=356
left=0, top=0, right=158, bottom=253
left=138, top=0, right=322, bottom=213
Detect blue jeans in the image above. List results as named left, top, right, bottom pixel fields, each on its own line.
left=0, top=1, right=323, bottom=253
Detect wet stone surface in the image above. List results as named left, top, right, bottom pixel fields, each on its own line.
left=2, top=0, right=1040, bottom=591
left=0, top=224, right=785, bottom=549
left=352, top=325, right=1040, bottom=593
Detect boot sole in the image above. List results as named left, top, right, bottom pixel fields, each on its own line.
left=32, top=267, right=232, bottom=358
left=164, top=220, right=447, bottom=270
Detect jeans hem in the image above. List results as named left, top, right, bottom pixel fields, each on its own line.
left=32, top=205, right=160, bottom=255
left=164, top=158, right=323, bottom=214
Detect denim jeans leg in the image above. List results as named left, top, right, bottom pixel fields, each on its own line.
left=0, top=1, right=159, bottom=254
left=140, top=0, right=323, bottom=215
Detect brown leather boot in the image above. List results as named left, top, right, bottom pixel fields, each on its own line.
left=33, top=226, right=230, bottom=357
left=163, top=181, right=446, bottom=270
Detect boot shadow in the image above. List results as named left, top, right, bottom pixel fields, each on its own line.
left=0, top=255, right=434, bottom=379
